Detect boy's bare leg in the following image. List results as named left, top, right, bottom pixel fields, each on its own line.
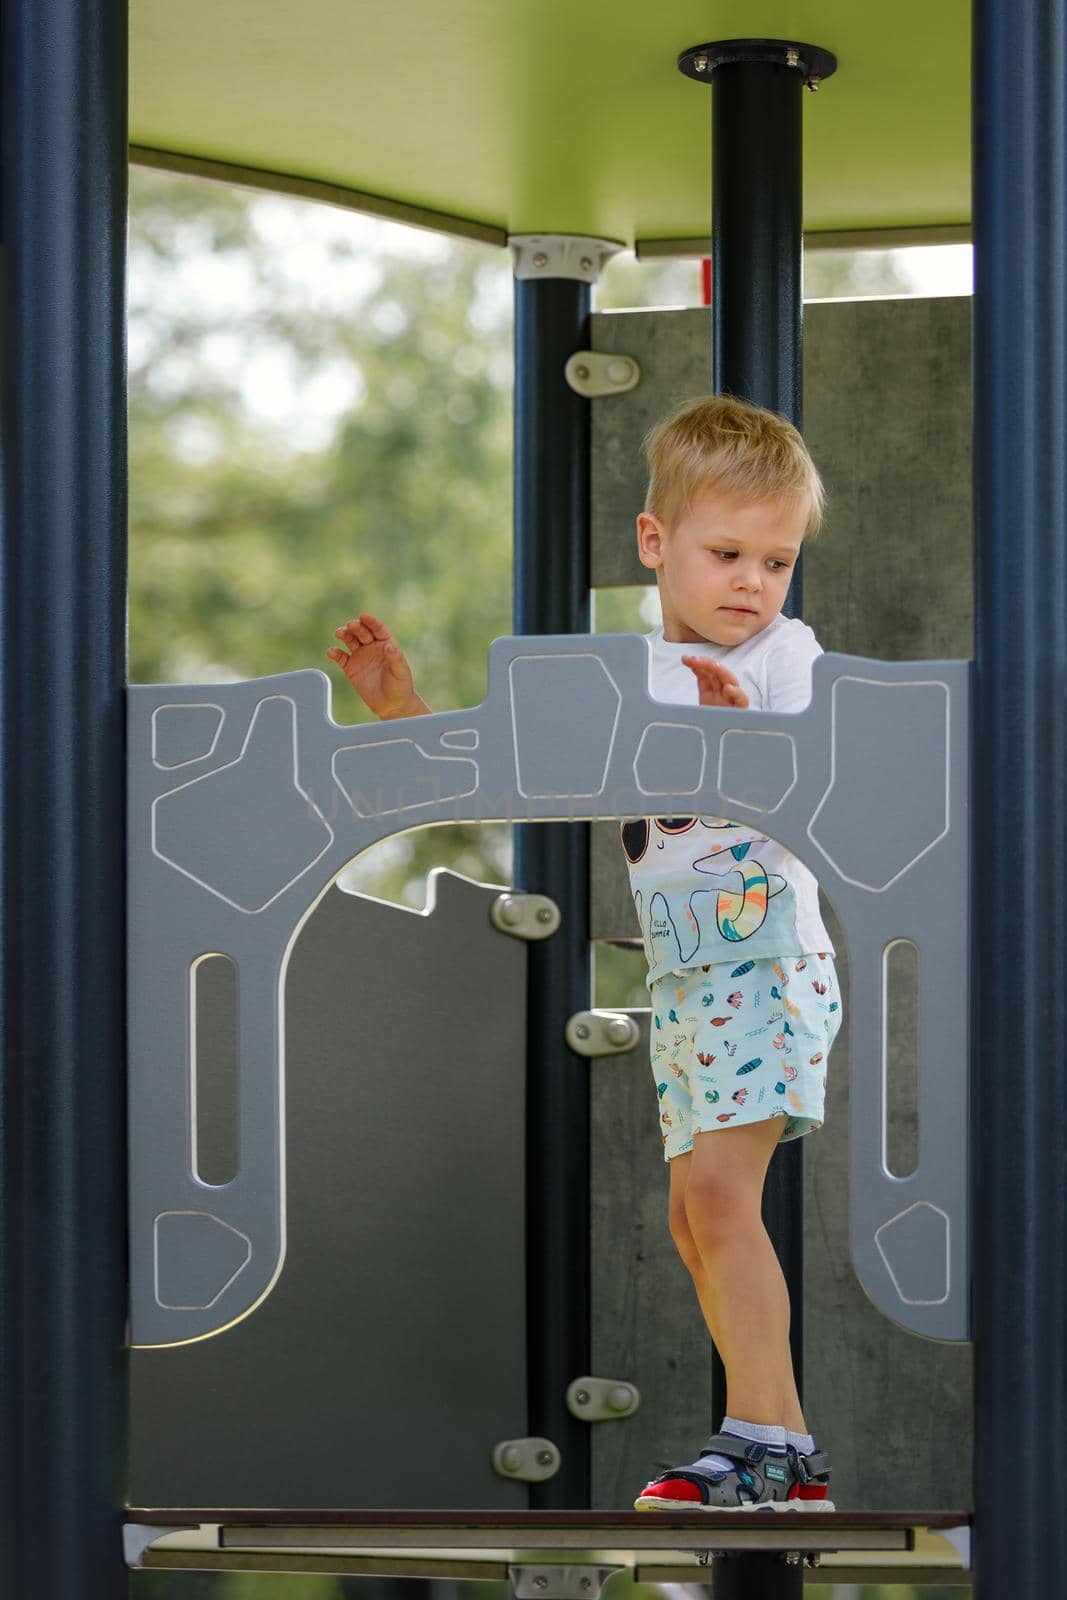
left=689, top=1257, right=807, bottom=1434
left=668, top=1125, right=807, bottom=1434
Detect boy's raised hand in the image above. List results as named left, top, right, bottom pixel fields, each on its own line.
left=681, top=654, right=750, bottom=709
left=326, top=613, right=428, bottom=719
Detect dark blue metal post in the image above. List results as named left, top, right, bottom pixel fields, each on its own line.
left=0, top=0, right=129, bottom=1594
left=711, top=54, right=806, bottom=614
left=679, top=39, right=835, bottom=1594
left=970, top=4, right=1067, bottom=1593
left=710, top=62, right=808, bottom=1516
left=512, top=246, right=594, bottom=1509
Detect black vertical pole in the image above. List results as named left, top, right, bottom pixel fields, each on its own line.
left=0, top=0, right=129, bottom=1596
left=678, top=39, right=835, bottom=1595
left=512, top=246, right=595, bottom=1509
left=711, top=57, right=807, bottom=1526
left=970, top=4, right=1067, bottom=1595
left=710, top=53, right=806, bottom=613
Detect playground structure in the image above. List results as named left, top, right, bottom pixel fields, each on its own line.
left=1, top=3, right=1060, bottom=1598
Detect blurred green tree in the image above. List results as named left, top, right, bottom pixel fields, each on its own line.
left=129, top=166, right=518, bottom=907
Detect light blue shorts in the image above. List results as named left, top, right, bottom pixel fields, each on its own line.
left=649, top=953, right=844, bottom=1161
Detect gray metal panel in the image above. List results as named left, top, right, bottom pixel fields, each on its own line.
left=806, top=898, right=970, bottom=1511
left=129, top=871, right=529, bottom=1509
left=129, top=636, right=969, bottom=1348
left=802, top=293, right=973, bottom=1508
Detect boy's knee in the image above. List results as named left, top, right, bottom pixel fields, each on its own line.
left=684, top=1177, right=751, bottom=1240
left=667, top=1205, right=702, bottom=1271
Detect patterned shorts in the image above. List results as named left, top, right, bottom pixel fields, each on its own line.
left=649, top=952, right=844, bottom=1162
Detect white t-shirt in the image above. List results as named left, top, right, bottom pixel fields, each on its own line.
left=621, top=614, right=836, bottom=989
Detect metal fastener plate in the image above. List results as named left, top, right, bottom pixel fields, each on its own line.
left=564, top=350, right=640, bottom=398
left=490, top=892, right=561, bottom=941
left=566, top=1375, right=640, bottom=1421
left=565, top=1010, right=640, bottom=1056
left=491, top=1436, right=561, bottom=1481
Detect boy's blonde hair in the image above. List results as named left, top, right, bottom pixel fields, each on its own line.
left=642, top=393, right=826, bottom=538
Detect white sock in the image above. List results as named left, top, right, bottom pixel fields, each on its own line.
left=696, top=1414, right=787, bottom=1475
left=784, top=1427, right=816, bottom=1456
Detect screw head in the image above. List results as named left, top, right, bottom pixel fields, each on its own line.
left=693, top=53, right=709, bottom=71
left=534, top=1578, right=549, bottom=1590
left=536, top=1449, right=554, bottom=1466
left=574, top=1388, right=590, bottom=1405
left=575, top=1023, right=591, bottom=1040
left=806, top=75, right=821, bottom=91
left=533, top=251, right=548, bottom=268
left=580, top=1582, right=593, bottom=1592
left=575, top=364, right=589, bottom=380
left=536, top=906, right=553, bottom=924
left=786, top=47, right=800, bottom=67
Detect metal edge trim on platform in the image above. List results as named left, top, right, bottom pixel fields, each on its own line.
left=126, top=1516, right=971, bottom=1574
left=125, top=1520, right=947, bottom=1561
left=133, top=1553, right=969, bottom=1584
left=129, top=1531, right=972, bottom=1577
left=219, top=1531, right=912, bottom=1553
left=125, top=1509, right=971, bottom=1528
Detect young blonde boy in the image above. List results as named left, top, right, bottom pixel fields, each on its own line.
left=326, top=393, right=843, bottom=1513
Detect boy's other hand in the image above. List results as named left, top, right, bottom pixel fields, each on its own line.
left=326, top=613, right=428, bottom=719
left=681, top=655, right=750, bottom=709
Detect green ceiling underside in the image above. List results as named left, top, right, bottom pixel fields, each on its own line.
left=130, top=0, right=971, bottom=249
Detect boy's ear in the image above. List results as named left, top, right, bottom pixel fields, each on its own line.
left=636, top=512, right=666, bottom=570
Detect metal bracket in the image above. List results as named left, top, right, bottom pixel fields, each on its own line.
left=490, top=892, right=561, bottom=941
left=565, top=1374, right=640, bottom=1420
left=564, top=350, right=640, bottom=398
left=508, top=234, right=625, bottom=284
left=491, top=1435, right=561, bottom=1481
left=677, top=38, right=838, bottom=93
left=690, top=1547, right=821, bottom=1568
left=565, top=1009, right=640, bottom=1056
left=508, top=1564, right=625, bottom=1600
left=123, top=1524, right=200, bottom=1568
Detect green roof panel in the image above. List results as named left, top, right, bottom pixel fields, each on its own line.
left=130, top=0, right=971, bottom=248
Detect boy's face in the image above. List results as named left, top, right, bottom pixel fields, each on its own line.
left=636, top=489, right=808, bottom=646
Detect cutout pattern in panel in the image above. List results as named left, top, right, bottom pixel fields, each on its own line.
left=128, top=635, right=970, bottom=1345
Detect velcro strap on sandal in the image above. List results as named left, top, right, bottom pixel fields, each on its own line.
left=697, top=1432, right=770, bottom=1466
left=798, top=1446, right=831, bottom=1479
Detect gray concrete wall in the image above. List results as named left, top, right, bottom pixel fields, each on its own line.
left=588, top=295, right=973, bottom=1511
